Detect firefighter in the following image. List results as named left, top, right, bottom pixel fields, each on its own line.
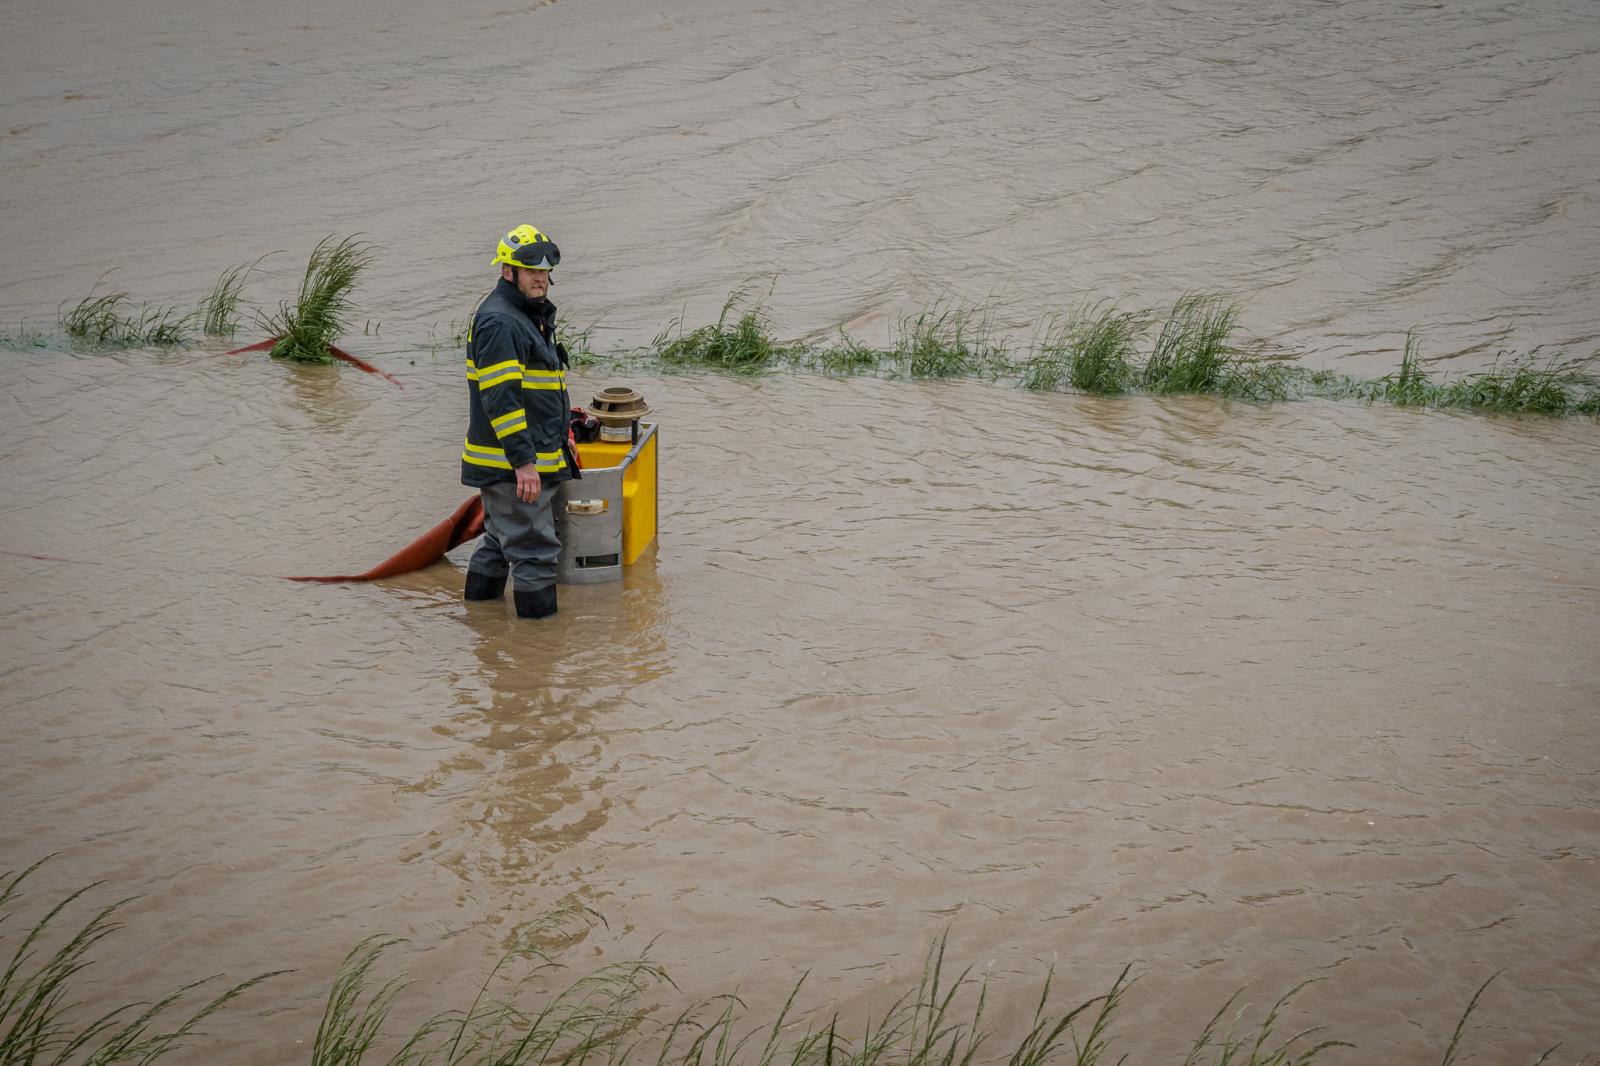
left=460, top=223, right=574, bottom=618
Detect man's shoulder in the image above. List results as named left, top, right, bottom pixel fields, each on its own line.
left=472, top=303, right=536, bottom=350
left=473, top=287, right=516, bottom=323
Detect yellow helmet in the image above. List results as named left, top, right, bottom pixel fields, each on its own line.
left=492, top=223, right=561, bottom=271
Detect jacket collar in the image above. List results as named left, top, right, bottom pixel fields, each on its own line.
left=496, top=276, right=556, bottom=326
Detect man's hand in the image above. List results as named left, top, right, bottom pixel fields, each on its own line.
left=514, top=463, right=542, bottom=503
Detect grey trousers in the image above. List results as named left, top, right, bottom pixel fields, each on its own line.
left=468, top=480, right=560, bottom=591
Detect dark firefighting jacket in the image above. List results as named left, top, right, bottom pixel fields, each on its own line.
left=460, top=278, right=573, bottom=488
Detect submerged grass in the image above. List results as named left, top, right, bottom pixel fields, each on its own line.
left=557, top=315, right=605, bottom=367
left=806, top=332, right=887, bottom=375
left=1438, top=352, right=1599, bottom=415
left=59, top=288, right=192, bottom=348
left=0, top=321, right=56, bottom=350
left=1136, top=293, right=1292, bottom=400
left=625, top=288, right=1597, bottom=419
left=656, top=286, right=785, bottom=373
left=1342, top=332, right=1600, bottom=415
left=263, top=235, right=375, bottom=363
left=888, top=301, right=1010, bottom=380
left=198, top=256, right=269, bottom=337
left=1022, top=303, right=1145, bottom=395
left=30, top=268, right=1600, bottom=420
left=1357, top=329, right=1433, bottom=407
left=3, top=864, right=1585, bottom=1064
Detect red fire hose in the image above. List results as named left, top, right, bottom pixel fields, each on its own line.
left=225, top=338, right=590, bottom=584
left=224, top=337, right=404, bottom=389
left=286, top=495, right=483, bottom=583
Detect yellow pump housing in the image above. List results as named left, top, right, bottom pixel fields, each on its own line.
left=556, top=423, right=658, bottom=582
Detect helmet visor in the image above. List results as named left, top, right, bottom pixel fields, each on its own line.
left=509, top=238, right=561, bottom=271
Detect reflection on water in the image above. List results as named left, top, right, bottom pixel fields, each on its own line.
left=417, top=562, right=671, bottom=883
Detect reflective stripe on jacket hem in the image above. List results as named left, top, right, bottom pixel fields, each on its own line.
left=461, top=440, right=567, bottom=473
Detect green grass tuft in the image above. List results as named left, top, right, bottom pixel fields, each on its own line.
left=1141, top=293, right=1243, bottom=394
left=310, top=936, right=417, bottom=1066
left=263, top=235, right=374, bottom=364
left=1022, top=303, right=1144, bottom=395
left=198, top=256, right=268, bottom=337
left=656, top=287, right=784, bottom=373
left=889, top=302, right=1009, bottom=380
left=796, top=334, right=889, bottom=379
left=1359, top=329, right=1435, bottom=407
left=1438, top=352, right=1598, bottom=415
left=59, top=289, right=192, bottom=348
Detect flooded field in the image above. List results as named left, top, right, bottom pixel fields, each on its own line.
left=3, top=0, right=1599, bottom=1062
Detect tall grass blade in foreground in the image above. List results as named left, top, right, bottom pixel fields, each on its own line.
left=311, top=936, right=421, bottom=1066
left=309, top=927, right=670, bottom=1065
left=1180, top=980, right=1350, bottom=1065
left=0, top=859, right=279, bottom=1065
left=264, top=235, right=375, bottom=363
left=2, top=869, right=1579, bottom=1064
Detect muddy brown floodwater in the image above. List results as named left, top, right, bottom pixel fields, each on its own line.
left=3, top=0, right=1599, bottom=1063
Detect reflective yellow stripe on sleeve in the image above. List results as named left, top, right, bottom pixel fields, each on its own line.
left=477, top=359, right=523, bottom=389
left=535, top=449, right=567, bottom=473
left=490, top=409, right=528, bottom=439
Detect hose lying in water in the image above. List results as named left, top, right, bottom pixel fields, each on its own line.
left=4, top=496, right=486, bottom=582
left=225, top=337, right=404, bottom=389
left=225, top=344, right=595, bottom=583
left=287, top=495, right=483, bottom=583
left=228, top=335, right=479, bottom=580
left=288, top=410, right=594, bottom=581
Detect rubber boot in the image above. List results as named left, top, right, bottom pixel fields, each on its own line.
left=464, top=570, right=507, bottom=601
left=514, top=585, right=557, bottom=619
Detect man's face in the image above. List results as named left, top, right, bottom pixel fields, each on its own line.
left=504, top=265, right=551, bottom=301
